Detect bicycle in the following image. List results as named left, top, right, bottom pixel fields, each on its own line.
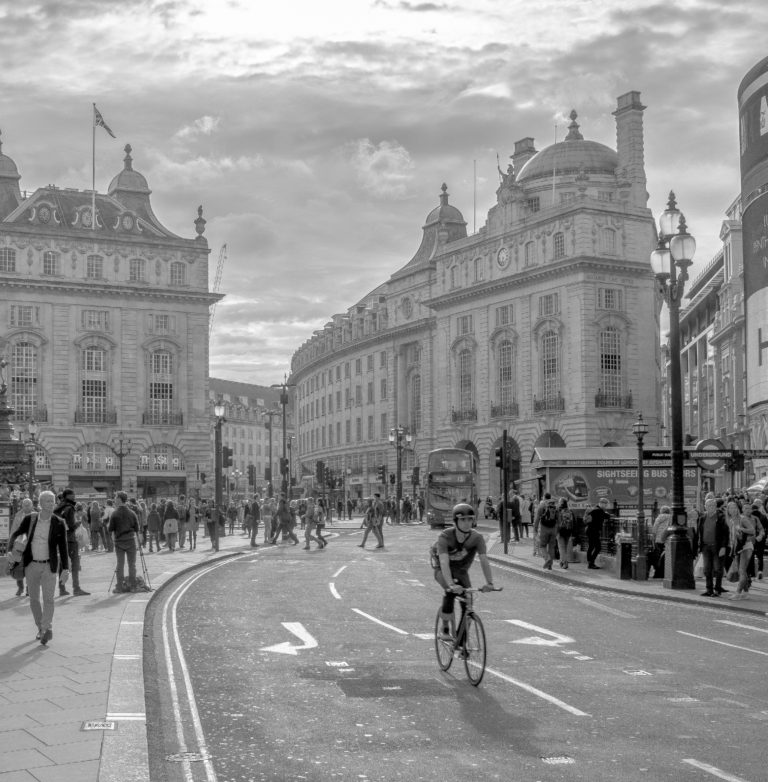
left=434, top=586, right=502, bottom=686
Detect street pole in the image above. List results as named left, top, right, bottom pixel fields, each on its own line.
left=214, top=416, right=222, bottom=552
left=502, top=429, right=510, bottom=554
left=633, top=412, right=649, bottom=580
left=396, top=433, right=402, bottom=525
left=111, top=432, right=132, bottom=494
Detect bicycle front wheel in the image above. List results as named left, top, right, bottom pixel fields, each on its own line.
left=462, top=613, right=486, bottom=685
left=434, top=608, right=454, bottom=671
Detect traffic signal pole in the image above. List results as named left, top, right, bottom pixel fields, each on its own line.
left=502, top=429, right=510, bottom=554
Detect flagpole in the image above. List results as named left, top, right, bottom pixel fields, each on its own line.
left=92, top=104, right=96, bottom=231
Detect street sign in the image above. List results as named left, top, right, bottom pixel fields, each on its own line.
left=693, top=439, right=727, bottom=470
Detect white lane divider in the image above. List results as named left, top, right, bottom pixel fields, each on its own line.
left=715, top=619, right=768, bottom=634
left=329, top=582, right=342, bottom=600
left=352, top=608, right=409, bottom=635
left=332, top=565, right=348, bottom=579
left=682, top=759, right=752, bottom=781
left=484, top=667, right=590, bottom=717
left=677, top=631, right=768, bottom=657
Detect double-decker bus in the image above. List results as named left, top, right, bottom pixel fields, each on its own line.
left=425, top=447, right=478, bottom=528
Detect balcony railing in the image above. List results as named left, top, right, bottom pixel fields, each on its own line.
left=142, top=411, right=184, bottom=426
left=490, top=401, right=519, bottom=419
left=74, top=407, right=118, bottom=425
left=533, top=395, right=565, bottom=413
left=594, top=391, right=633, bottom=409
left=451, top=407, right=477, bottom=423
left=11, top=405, right=48, bottom=423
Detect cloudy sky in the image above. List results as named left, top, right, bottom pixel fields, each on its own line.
left=1, top=0, right=766, bottom=384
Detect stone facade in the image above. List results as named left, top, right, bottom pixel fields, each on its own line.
left=0, top=137, right=219, bottom=498
left=290, top=92, right=661, bottom=501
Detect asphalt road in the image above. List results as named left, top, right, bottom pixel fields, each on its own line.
left=144, top=523, right=768, bottom=782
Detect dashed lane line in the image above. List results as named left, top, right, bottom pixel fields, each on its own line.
left=351, top=608, right=409, bottom=635
left=677, top=631, right=768, bottom=657
left=332, top=565, right=348, bottom=579
left=715, top=619, right=768, bottom=634
left=682, top=759, right=752, bottom=781
left=484, top=667, right=590, bottom=717
left=329, top=582, right=341, bottom=600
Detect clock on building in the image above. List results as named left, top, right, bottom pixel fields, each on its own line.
left=121, top=214, right=134, bottom=231
left=497, top=246, right=510, bottom=269
left=38, top=205, right=51, bottom=224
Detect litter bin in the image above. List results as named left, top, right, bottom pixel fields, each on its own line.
left=615, top=537, right=633, bottom=580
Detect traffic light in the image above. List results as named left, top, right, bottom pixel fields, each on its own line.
left=247, top=464, right=255, bottom=486
left=265, top=467, right=272, bottom=481
left=316, top=460, right=325, bottom=482
left=412, top=465, right=420, bottom=485
left=495, top=447, right=504, bottom=469
left=732, top=452, right=745, bottom=472
left=222, top=446, right=233, bottom=468
left=377, top=464, right=386, bottom=483
left=389, top=473, right=395, bottom=485
left=280, top=457, right=288, bottom=475
left=200, top=471, right=206, bottom=484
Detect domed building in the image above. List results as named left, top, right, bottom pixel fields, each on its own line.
left=290, top=91, right=661, bottom=506
left=0, top=134, right=221, bottom=497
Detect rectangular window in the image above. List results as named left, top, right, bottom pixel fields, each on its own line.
left=367, top=382, right=374, bottom=404
left=336, top=390, right=341, bottom=409
left=345, top=420, right=351, bottom=444
left=337, top=421, right=342, bottom=444
left=381, top=413, right=388, bottom=438
left=86, top=255, right=103, bottom=279
left=355, top=358, right=362, bottom=375
left=129, top=259, right=146, bottom=282
left=597, top=288, right=623, bottom=310
left=11, top=305, right=35, bottom=328
left=541, top=332, right=560, bottom=403
left=559, top=192, right=575, bottom=204
left=380, top=378, right=387, bottom=399
left=82, top=379, right=107, bottom=420
left=84, top=347, right=105, bottom=372
left=367, top=354, right=374, bottom=371
left=356, top=417, right=362, bottom=442
left=457, top=315, right=473, bottom=335
left=553, top=232, right=565, bottom=260
left=328, top=425, right=333, bottom=446
left=336, top=365, right=341, bottom=381
left=526, top=197, right=540, bottom=212
left=495, top=304, right=512, bottom=327
left=0, top=248, right=16, bottom=272
left=474, top=257, right=485, bottom=282
left=151, top=353, right=173, bottom=374
left=367, top=415, right=374, bottom=440
left=42, top=252, right=60, bottom=276
left=170, top=262, right=186, bottom=286
left=355, top=385, right=362, bottom=405
left=539, top=293, right=560, bottom=317
left=525, top=241, right=537, bottom=266
left=380, top=351, right=387, bottom=369
left=328, top=393, right=333, bottom=413
left=150, top=383, right=173, bottom=416
left=344, top=362, right=350, bottom=379
left=154, top=314, right=171, bottom=332
left=11, top=342, right=37, bottom=420
left=82, top=310, right=109, bottom=330
left=597, top=191, right=614, bottom=202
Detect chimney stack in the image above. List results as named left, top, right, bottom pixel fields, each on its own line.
left=613, top=91, right=647, bottom=207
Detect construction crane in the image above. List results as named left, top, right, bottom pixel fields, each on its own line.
left=209, top=243, right=227, bottom=338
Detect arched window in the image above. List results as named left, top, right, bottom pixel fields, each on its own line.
left=458, top=348, right=473, bottom=411
left=129, top=258, right=146, bottom=282
left=148, top=350, right=175, bottom=423
left=11, top=342, right=37, bottom=419
left=86, top=255, right=103, bottom=279
left=410, top=374, right=422, bottom=433
left=498, top=340, right=514, bottom=408
left=525, top=241, right=536, bottom=266
left=541, top=331, right=560, bottom=404
left=80, top=346, right=109, bottom=423
left=0, top=248, right=16, bottom=272
left=600, top=327, right=622, bottom=403
left=170, top=262, right=186, bottom=286
left=43, top=251, right=59, bottom=276
left=553, top=232, right=565, bottom=260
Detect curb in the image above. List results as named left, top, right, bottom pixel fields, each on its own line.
left=487, top=554, right=768, bottom=617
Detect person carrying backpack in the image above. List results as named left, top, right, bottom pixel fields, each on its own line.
left=537, top=497, right=559, bottom=570
left=556, top=498, right=575, bottom=569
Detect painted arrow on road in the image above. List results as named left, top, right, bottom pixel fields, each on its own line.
left=260, top=622, right=318, bottom=655
left=505, top=620, right=574, bottom=646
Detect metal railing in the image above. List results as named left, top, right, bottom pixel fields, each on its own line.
left=490, top=401, right=519, bottom=419
left=11, top=405, right=48, bottom=423
left=451, top=407, right=477, bottom=423
left=74, top=408, right=117, bottom=425
left=533, top=395, right=564, bottom=413
left=142, top=411, right=184, bottom=426
left=594, top=391, right=633, bottom=409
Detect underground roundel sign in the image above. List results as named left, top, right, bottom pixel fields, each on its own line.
left=694, top=439, right=726, bottom=471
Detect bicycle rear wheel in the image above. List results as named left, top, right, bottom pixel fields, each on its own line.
left=434, top=608, right=454, bottom=671
left=462, top=613, right=486, bottom=686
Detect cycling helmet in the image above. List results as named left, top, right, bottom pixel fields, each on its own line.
left=452, top=502, right=475, bottom=524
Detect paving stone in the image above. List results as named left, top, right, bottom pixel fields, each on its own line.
left=0, top=749, right=52, bottom=774
left=39, top=739, right=101, bottom=765
left=46, top=692, right=106, bottom=712
left=29, top=706, right=106, bottom=727
left=26, top=722, right=98, bottom=746
left=0, top=729, right=44, bottom=751
left=30, top=759, right=99, bottom=782
left=6, top=677, right=68, bottom=694
left=0, top=769, right=39, bottom=782
left=3, top=688, right=76, bottom=705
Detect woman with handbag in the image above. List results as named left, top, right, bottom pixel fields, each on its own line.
left=10, top=498, right=34, bottom=596
left=726, top=499, right=756, bottom=600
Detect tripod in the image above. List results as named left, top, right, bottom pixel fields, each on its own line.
left=107, top=533, right=153, bottom=593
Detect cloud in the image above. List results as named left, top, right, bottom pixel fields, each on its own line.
left=173, top=115, right=221, bottom=141
left=345, top=138, right=415, bottom=198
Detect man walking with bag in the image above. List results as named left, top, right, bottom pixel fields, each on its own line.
left=9, top=490, right=69, bottom=644
left=55, top=488, right=90, bottom=596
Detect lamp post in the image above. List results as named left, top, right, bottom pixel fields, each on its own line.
left=650, top=191, right=696, bottom=589
left=110, top=431, right=132, bottom=493
left=632, top=411, right=649, bottom=580
left=388, top=425, right=412, bottom=524
left=213, top=400, right=226, bottom=552
left=271, top=377, right=296, bottom=498
left=287, top=435, right=295, bottom=497
left=232, top=468, right=243, bottom=500
left=25, top=420, right=38, bottom=498
left=262, top=408, right=280, bottom=498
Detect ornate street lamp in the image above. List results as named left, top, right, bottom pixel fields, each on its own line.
left=650, top=191, right=696, bottom=589
left=25, top=420, right=38, bottom=498
left=271, top=376, right=296, bottom=498
left=110, top=431, right=132, bottom=493
left=262, top=408, right=280, bottom=498
left=213, top=400, right=226, bottom=552
left=632, top=411, right=649, bottom=580
left=388, top=425, right=412, bottom=524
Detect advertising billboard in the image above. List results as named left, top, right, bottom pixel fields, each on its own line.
left=743, top=193, right=768, bottom=407
left=738, top=56, right=768, bottom=182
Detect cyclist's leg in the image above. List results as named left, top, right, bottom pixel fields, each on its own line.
left=453, top=572, right=472, bottom=645
left=434, top=570, right=455, bottom=635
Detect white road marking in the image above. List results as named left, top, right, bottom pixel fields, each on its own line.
left=716, top=619, right=768, bottom=634
left=505, top=620, right=574, bottom=646
left=329, top=582, right=341, bottom=600
left=106, top=712, right=146, bottom=720
left=414, top=633, right=434, bottom=640
left=573, top=596, right=636, bottom=618
left=677, top=631, right=768, bottom=657
left=352, top=608, right=409, bottom=635
left=260, top=622, right=319, bottom=655
left=484, top=667, right=590, bottom=717
left=332, top=565, right=348, bottom=579
left=682, top=759, right=752, bottom=781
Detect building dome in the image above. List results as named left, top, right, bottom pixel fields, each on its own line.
left=0, top=130, right=20, bottom=181
left=424, top=182, right=466, bottom=227
left=517, top=111, right=617, bottom=183
left=108, top=144, right=150, bottom=195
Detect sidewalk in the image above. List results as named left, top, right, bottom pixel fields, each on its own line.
left=487, top=535, right=768, bottom=616
left=0, top=530, right=254, bottom=782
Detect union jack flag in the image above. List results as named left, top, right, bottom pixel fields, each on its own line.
left=93, top=104, right=116, bottom=138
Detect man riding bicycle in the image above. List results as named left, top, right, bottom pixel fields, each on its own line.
left=433, top=503, right=496, bottom=639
